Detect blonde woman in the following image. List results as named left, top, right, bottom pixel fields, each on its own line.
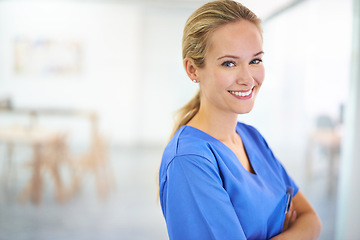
left=159, top=0, right=322, bottom=239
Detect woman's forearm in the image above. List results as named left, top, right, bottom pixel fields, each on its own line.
left=271, top=211, right=322, bottom=240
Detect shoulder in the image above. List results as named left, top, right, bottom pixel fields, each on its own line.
left=162, top=126, right=217, bottom=162
left=237, top=122, right=276, bottom=160
left=237, top=122, right=266, bottom=143
left=160, top=126, right=219, bottom=176
left=237, top=121, right=261, bottom=134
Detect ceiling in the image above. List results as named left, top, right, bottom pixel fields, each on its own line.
left=0, top=0, right=306, bottom=21
left=118, top=0, right=305, bottom=20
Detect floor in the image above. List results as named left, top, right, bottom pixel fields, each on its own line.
left=0, top=145, right=337, bottom=240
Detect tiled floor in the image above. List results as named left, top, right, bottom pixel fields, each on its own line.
left=0, top=145, right=337, bottom=240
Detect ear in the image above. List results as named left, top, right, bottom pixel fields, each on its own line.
left=184, top=58, right=200, bottom=82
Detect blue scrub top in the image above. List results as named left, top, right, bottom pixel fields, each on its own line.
left=159, top=122, right=298, bottom=240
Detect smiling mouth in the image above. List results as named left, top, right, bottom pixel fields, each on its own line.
left=228, top=88, right=253, bottom=97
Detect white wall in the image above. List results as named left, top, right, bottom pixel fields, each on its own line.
left=0, top=0, right=352, bottom=152
left=0, top=1, right=144, bottom=146
left=138, top=6, right=197, bottom=145
left=0, top=1, right=201, bottom=147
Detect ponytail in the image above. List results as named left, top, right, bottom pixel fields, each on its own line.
left=170, top=90, right=200, bottom=139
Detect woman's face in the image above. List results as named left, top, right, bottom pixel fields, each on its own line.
left=197, top=20, right=265, bottom=115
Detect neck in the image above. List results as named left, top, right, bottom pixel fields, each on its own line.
left=187, top=103, right=239, bottom=143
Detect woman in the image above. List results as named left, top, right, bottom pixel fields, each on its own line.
left=159, top=0, right=322, bottom=239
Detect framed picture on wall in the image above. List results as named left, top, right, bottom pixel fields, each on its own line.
left=13, top=36, right=82, bottom=76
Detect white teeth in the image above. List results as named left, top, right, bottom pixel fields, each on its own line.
left=229, top=89, right=252, bottom=97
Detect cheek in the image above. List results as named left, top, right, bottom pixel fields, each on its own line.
left=253, top=67, right=265, bottom=85
left=202, top=70, right=230, bottom=90
left=213, top=70, right=235, bottom=87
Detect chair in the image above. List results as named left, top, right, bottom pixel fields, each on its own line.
left=0, top=125, right=68, bottom=204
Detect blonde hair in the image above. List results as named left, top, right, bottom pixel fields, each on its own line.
left=170, top=0, right=262, bottom=138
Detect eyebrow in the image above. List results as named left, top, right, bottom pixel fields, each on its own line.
left=217, top=51, right=264, bottom=60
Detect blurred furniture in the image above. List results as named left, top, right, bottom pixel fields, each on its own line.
left=69, top=129, right=115, bottom=200
left=306, top=115, right=342, bottom=195
left=0, top=106, right=114, bottom=204
left=67, top=113, right=116, bottom=200
left=0, top=126, right=67, bottom=204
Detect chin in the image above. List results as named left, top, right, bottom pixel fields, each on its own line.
left=238, top=110, right=252, bottom=115
left=235, top=104, right=255, bottom=114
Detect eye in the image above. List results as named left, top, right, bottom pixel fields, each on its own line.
left=250, top=59, right=263, bottom=64
left=222, top=61, right=236, bottom=68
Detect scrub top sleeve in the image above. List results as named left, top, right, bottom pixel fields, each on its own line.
left=277, top=160, right=299, bottom=195
left=163, top=155, right=247, bottom=240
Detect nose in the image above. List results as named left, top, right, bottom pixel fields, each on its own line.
left=236, top=64, right=254, bottom=86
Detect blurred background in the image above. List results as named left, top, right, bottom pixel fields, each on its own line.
left=0, top=0, right=358, bottom=239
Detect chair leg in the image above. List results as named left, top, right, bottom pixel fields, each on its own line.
left=19, top=143, right=44, bottom=205
left=30, top=144, right=44, bottom=204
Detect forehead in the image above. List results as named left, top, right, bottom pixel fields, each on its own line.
left=207, top=20, right=263, bottom=57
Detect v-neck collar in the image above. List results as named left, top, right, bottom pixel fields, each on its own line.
left=183, top=123, right=258, bottom=176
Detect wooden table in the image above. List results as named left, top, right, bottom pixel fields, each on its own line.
left=0, top=107, right=113, bottom=204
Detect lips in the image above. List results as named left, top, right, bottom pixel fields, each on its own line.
left=228, top=89, right=252, bottom=97
left=227, top=87, right=254, bottom=99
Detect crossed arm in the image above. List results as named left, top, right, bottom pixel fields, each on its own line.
left=161, top=155, right=322, bottom=240
left=271, top=191, right=322, bottom=240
